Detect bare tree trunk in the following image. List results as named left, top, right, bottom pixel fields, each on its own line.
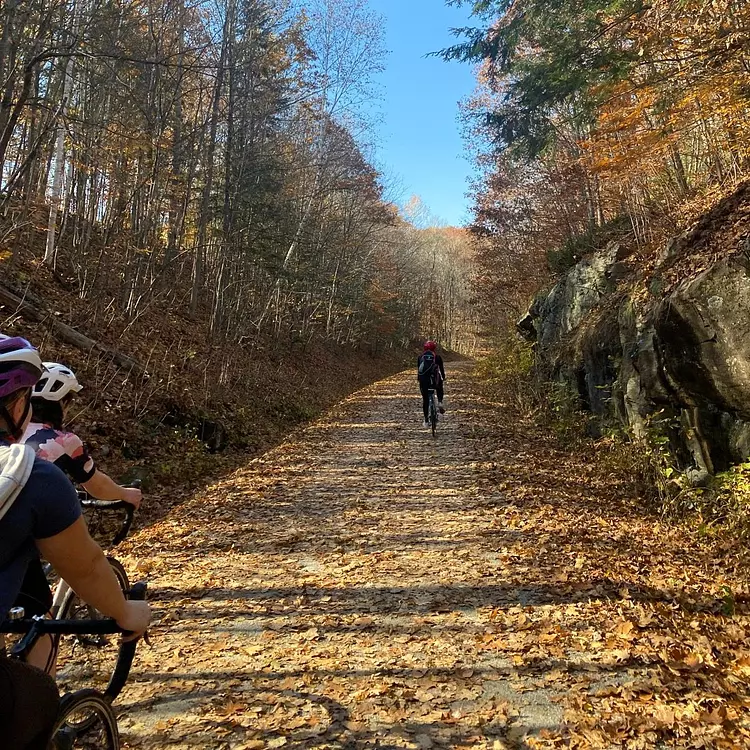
left=669, top=144, right=690, bottom=196
left=190, top=0, right=231, bottom=317
left=44, top=51, right=75, bottom=265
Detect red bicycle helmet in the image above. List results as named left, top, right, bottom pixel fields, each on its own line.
left=423, top=340, right=437, bottom=351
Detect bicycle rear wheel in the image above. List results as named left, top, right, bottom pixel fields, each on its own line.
left=53, top=688, right=119, bottom=750
left=56, top=557, right=131, bottom=700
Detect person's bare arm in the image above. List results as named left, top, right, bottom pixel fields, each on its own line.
left=37, top=518, right=149, bottom=633
left=83, top=470, right=142, bottom=508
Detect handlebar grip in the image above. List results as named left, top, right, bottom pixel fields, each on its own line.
left=107, top=637, right=138, bottom=700
left=112, top=504, right=135, bottom=545
left=127, top=582, right=148, bottom=601
left=106, top=579, right=147, bottom=702
left=113, top=581, right=148, bottom=648
left=80, top=499, right=130, bottom=510
left=0, top=618, right=123, bottom=635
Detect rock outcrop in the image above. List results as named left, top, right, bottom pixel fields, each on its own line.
left=520, top=186, right=750, bottom=476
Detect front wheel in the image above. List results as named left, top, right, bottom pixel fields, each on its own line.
left=53, top=688, right=119, bottom=750
left=56, top=557, right=131, bottom=699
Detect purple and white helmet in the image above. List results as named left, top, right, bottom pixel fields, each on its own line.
left=0, top=335, right=45, bottom=400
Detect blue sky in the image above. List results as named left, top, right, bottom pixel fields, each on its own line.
left=367, top=0, right=479, bottom=227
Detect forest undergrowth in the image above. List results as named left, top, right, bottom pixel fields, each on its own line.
left=478, top=337, right=750, bottom=553
left=0, top=252, right=412, bottom=528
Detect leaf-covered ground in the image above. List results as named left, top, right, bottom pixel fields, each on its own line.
left=115, top=364, right=750, bottom=749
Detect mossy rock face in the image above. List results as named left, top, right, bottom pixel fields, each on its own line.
left=656, top=257, right=750, bottom=419
left=536, top=243, right=622, bottom=350
left=648, top=275, right=666, bottom=297
left=519, top=238, right=750, bottom=474
left=647, top=257, right=750, bottom=471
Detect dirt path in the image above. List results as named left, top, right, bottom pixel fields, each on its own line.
left=117, top=365, right=750, bottom=749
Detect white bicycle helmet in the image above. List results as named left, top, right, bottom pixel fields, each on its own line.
left=33, top=362, right=83, bottom=401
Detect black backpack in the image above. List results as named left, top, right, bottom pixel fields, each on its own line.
left=418, top=351, right=437, bottom=379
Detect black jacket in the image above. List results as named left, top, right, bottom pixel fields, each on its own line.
left=417, top=352, right=445, bottom=382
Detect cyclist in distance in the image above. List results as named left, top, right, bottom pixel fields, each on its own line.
left=22, top=362, right=142, bottom=509
left=417, top=340, right=446, bottom=428
left=0, top=335, right=151, bottom=749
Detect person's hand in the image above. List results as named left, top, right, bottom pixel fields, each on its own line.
left=116, top=600, right=151, bottom=640
left=121, top=486, right=142, bottom=509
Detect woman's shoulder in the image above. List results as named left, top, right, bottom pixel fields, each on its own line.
left=29, top=452, right=71, bottom=483
left=13, top=453, right=77, bottom=505
left=21, top=455, right=81, bottom=528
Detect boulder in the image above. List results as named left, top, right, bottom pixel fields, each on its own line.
left=520, top=236, right=750, bottom=473
left=535, top=242, right=623, bottom=349
left=656, top=257, right=750, bottom=417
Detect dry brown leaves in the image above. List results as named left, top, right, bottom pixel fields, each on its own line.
left=110, top=365, right=750, bottom=749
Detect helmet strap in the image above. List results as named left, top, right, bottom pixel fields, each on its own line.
left=0, top=391, right=30, bottom=442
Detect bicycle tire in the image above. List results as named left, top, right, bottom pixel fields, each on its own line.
left=58, top=557, right=129, bottom=624
left=56, top=557, right=131, bottom=700
left=53, top=688, right=119, bottom=750
left=103, top=581, right=146, bottom=700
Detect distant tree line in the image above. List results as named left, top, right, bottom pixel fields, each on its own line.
left=0, top=0, right=477, bottom=363
left=446, top=0, right=750, bottom=332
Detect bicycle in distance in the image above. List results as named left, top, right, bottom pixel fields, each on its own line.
left=428, top=386, right=439, bottom=437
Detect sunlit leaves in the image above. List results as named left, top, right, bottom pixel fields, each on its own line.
left=112, top=365, right=750, bottom=748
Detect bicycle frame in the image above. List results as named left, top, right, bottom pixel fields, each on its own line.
left=51, top=579, right=71, bottom=618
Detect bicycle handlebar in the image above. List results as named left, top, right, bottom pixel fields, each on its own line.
left=81, top=499, right=131, bottom=510
left=1, top=582, right=148, bottom=700
left=77, top=480, right=141, bottom=545
left=0, top=582, right=147, bottom=640
left=1, top=618, right=129, bottom=635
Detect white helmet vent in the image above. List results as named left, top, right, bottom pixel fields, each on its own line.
left=33, top=362, right=83, bottom=402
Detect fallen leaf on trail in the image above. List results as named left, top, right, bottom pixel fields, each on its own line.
left=652, top=705, right=676, bottom=729
left=114, top=367, right=750, bottom=750
left=216, top=700, right=246, bottom=716
left=638, top=612, right=655, bottom=628
left=614, top=619, right=635, bottom=639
